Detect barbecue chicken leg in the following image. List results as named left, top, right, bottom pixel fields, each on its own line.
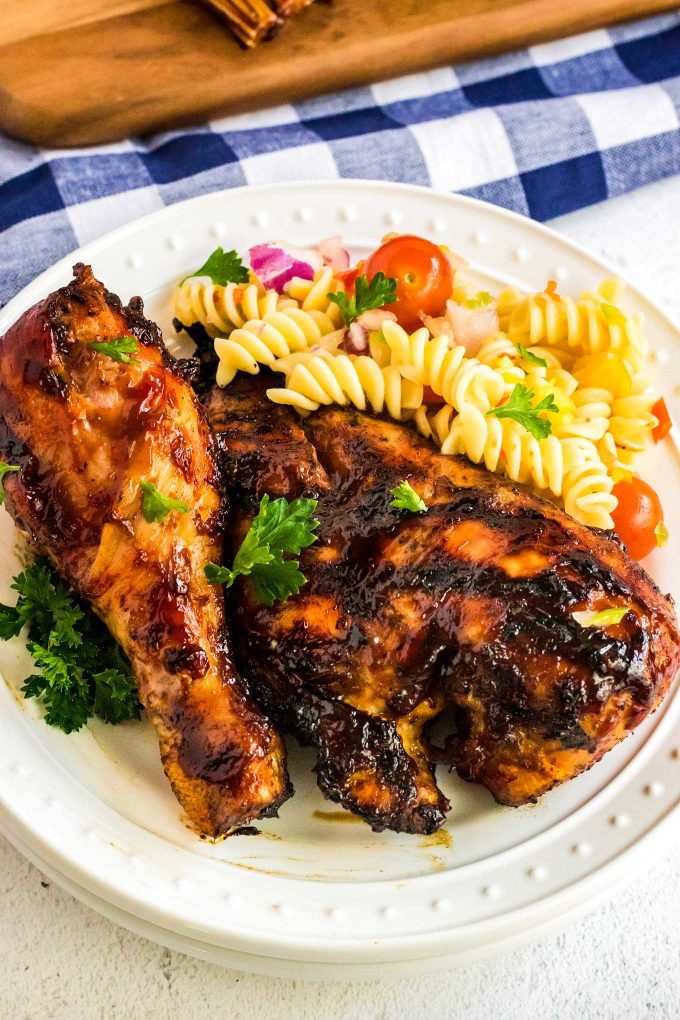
left=0, top=266, right=290, bottom=836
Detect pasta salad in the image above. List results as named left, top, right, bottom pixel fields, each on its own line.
left=172, top=233, right=672, bottom=558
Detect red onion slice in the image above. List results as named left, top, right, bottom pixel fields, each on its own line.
left=318, top=235, right=351, bottom=271
left=422, top=313, right=453, bottom=339
left=345, top=322, right=369, bottom=355
left=445, top=250, right=469, bottom=273
left=445, top=300, right=499, bottom=355
left=248, top=242, right=323, bottom=293
left=357, top=308, right=397, bottom=331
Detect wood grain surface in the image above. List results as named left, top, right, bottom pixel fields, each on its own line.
left=0, top=0, right=675, bottom=148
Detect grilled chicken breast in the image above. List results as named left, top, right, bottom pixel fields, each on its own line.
left=207, top=375, right=680, bottom=831
left=0, top=266, right=290, bottom=837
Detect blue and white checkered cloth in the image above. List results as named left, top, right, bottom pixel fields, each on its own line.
left=1, top=12, right=679, bottom=309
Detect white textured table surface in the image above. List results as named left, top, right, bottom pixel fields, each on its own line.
left=1, top=176, right=679, bottom=1020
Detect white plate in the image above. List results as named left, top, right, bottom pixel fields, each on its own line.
left=0, top=181, right=679, bottom=979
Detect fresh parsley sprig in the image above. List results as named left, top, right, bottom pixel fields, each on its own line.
left=205, top=494, right=319, bottom=607
left=140, top=480, right=189, bottom=524
left=327, top=272, right=397, bottom=326
left=487, top=384, right=559, bottom=441
left=390, top=480, right=428, bottom=513
left=181, top=247, right=249, bottom=287
left=0, top=559, right=140, bottom=733
left=0, top=461, right=20, bottom=505
left=517, top=344, right=547, bottom=369
left=88, top=336, right=139, bottom=364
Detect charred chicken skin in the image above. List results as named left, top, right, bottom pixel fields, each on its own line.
left=0, top=266, right=290, bottom=837
left=207, top=375, right=679, bottom=830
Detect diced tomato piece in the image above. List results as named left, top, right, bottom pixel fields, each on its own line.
left=652, top=397, right=672, bottom=442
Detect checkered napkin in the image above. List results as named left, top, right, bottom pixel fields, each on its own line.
left=1, top=12, right=679, bottom=309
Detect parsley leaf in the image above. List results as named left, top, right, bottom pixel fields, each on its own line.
left=204, top=494, right=319, bottom=607
left=250, top=556, right=308, bottom=607
left=464, top=291, right=491, bottom=309
left=204, top=563, right=237, bottom=585
left=0, top=559, right=140, bottom=733
left=181, top=247, right=249, bottom=287
left=327, top=272, right=397, bottom=326
left=25, top=641, right=92, bottom=732
left=92, top=666, right=143, bottom=725
left=140, top=480, right=189, bottom=524
left=0, top=461, right=20, bottom=505
left=390, top=480, right=428, bottom=513
left=88, top=336, right=139, bottom=364
left=572, top=607, right=629, bottom=628
left=486, top=384, right=559, bottom=440
left=517, top=344, right=547, bottom=368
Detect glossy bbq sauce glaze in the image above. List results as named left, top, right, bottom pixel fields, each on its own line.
left=206, top=373, right=679, bottom=831
left=0, top=266, right=290, bottom=837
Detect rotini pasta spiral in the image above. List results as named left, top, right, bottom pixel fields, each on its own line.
left=562, top=458, right=618, bottom=531
left=413, top=404, right=456, bottom=447
left=478, top=338, right=574, bottom=376
left=497, top=279, right=647, bottom=364
left=476, top=334, right=520, bottom=366
left=379, top=321, right=506, bottom=411
left=367, top=320, right=618, bottom=525
left=267, top=352, right=423, bottom=420
left=552, top=387, right=613, bottom=443
left=173, top=277, right=296, bottom=338
left=442, top=406, right=566, bottom=495
left=415, top=404, right=616, bottom=528
left=609, top=394, right=658, bottom=456
left=285, top=266, right=345, bottom=328
left=214, top=306, right=338, bottom=386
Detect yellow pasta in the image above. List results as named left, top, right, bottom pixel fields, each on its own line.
left=379, top=321, right=506, bottom=411
left=552, top=387, right=613, bottom=443
left=285, top=266, right=345, bottom=328
left=609, top=394, right=659, bottom=458
left=416, top=404, right=616, bottom=529
left=478, top=338, right=574, bottom=377
left=214, top=306, right=338, bottom=386
left=413, top=404, right=457, bottom=447
left=562, top=457, right=618, bottom=531
left=266, top=305, right=638, bottom=529
left=267, top=352, right=423, bottom=420
left=476, top=334, right=520, bottom=366
left=497, top=279, right=647, bottom=365
left=173, top=277, right=297, bottom=338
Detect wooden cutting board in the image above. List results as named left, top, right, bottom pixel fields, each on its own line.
left=0, top=0, right=675, bottom=148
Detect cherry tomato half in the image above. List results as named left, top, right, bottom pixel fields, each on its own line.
left=362, top=235, right=453, bottom=333
left=652, top=397, right=672, bottom=443
left=611, top=477, right=664, bottom=560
